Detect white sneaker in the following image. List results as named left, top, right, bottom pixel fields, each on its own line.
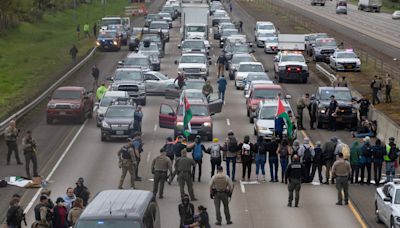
left=262, top=175, right=266, bottom=182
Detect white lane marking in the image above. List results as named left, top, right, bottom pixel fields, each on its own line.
left=24, top=119, right=88, bottom=214
left=147, top=153, right=151, bottom=163
left=226, top=118, right=230, bottom=126
left=240, top=181, right=246, bottom=193
left=153, top=124, right=157, bottom=132
left=149, top=178, right=154, bottom=182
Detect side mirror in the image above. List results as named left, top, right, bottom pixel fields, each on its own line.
left=118, top=60, right=124, bottom=66
left=209, top=60, right=212, bottom=65
left=245, top=94, right=250, bottom=99
left=210, top=112, right=216, bottom=116
left=285, top=94, right=292, bottom=99
left=174, top=60, right=178, bottom=65
left=168, top=112, right=175, bottom=116
left=384, top=197, right=392, bottom=202
left=95, top=102, right=100, bottom=107
left=177, top=44, right=181, bottom=49
left=265, top=69, right=269, bottom=72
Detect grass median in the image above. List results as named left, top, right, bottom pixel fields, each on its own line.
left=0, top=0, right=132, bottom=121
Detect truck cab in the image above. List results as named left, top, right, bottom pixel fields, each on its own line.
left=312, top=37, right=338, bottom=63
left=273, top=51, right=309, bottom=83
left=108, top=68, right=147, bottom=105
left=47, top=86, right=94, bottom=124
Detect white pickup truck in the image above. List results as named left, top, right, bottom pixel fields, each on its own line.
left=375, top=182, right=400, bottom=228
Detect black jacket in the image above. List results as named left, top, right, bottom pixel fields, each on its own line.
left=7, top=205, right=23, bottom=227
left=285, top=161, right=306, bottom=182
left=179, top=203, right=194, bottom=226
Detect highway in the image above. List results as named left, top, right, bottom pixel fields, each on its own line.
left=0, top=0, right=389, bottom=227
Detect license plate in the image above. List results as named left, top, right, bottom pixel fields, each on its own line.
left=336, top=117, right=342, bottom=122
left=191, top=130, right=198, bottom=134
left=345, top=65, right=353, bottom=69
left=59, top=111, right=66, bottom=115
left=104, top=45, right=109, bottom=48
left=116, top=130, right=124, bottom=135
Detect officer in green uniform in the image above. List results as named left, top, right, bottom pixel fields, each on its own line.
left=118, top=139, right=139, bottom=189
left=285, top=154, right=306, bottom=207
left=22, top=130, right=39, bottom=178
left=176, top=149, right=197, bottom=201
left=5, top=120, right=23, bottom=165
left=209, top=166, right=233, bottom=226
left=151, top=148, right=173, bottom=199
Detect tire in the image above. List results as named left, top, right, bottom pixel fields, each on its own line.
left=141, top=99, right=147, bottom=106
left=375, top=202, right=382, bottom=223
left=101, top=135, right=106, bottom=142
left=46, top=116, right=53, bottom=124
left=250, top=116, right=254, bottom=124
left=302, top=78, right=308, bottom=83
left=321, top=3, right=325, bottom=6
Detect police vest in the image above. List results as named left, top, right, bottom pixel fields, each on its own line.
left=121, top=146, right=131, bottom=159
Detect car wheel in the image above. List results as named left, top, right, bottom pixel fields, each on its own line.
left=375, top=202, right=382, bottom=223
left=250, top=117, right=254, bottom=124
left=101, top=135, right=106, bottom=142
left=391, top=217, right=395, bottom=228
left=46, top=116, right=53, bottom=124
left=141, top=99, right=146, bottom=106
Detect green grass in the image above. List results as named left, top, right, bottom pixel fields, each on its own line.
left=0, top=0, right=130, bottom=120
left=347, top=0, right=400, bottom=12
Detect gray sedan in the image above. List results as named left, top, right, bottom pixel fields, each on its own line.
left=143, top=71, right=175, bottom=94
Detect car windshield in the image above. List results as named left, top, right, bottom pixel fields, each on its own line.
left=308, top=33, right=328, bottom=42
left=247, top=75, right=268, bottom=81
left=75, top=220, right=140, bottom=228
left=232, top=45, right=249, bottom=53
left=106, top=107, right=134, bottom=118
left=320, top=89, right=352, bottom=100
left=125, top=57, right=149, bottom=67
left=219, top=18, right=231, bottom=24
left=259, top=105, right=290, bottom=119
left=214, top=12, right=227, bottom=17
left=98, top=32, right=117, bottom=39
left=239, top=64, right=263, bottom=72
left=181, top=56, right=206, bottom=63
left=185, top=92, right=204, bottom=100
left=100, top=96, right=122, bottom=106
left=114, top=71, right=143, bottom=81
left=142, top=34, right=161, bottom=42
left=147, top=14, right=160, bottom=19
left=337, top=52, right=357, bottom=58
left=139, top=43, right=158, bottom=51
left=221, top=24, right=235, bottom=30
left=52, top=90, right=81, bottom=99
left=178, top=105, right=209, bottom=116
left=281, top=55, right=305, bottom=62
left=159, top=13, right=170, bottom=18
left=150, top=22, right=169, bottom=29
left=232, top=56, right=253, bottom=64
left=316, top=39, right=337, bottom=47
left=252, top=89, right=281, bottom=99
left=101, top=19, right=121, bottom=27
left=265, top=37, right=278, bottom=43
left=222, top=30, right=238, bottom=37
left=185, top=81, right=205, bottom=90
left=182, top=41, right=205, bottom=49
left=187, top=26, right=206, bottom=32
left=395, top=190, right=400, bottom=204
left=258, top=24, right=274, bottom=30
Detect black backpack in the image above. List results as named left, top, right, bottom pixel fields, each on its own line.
left=120, top=146, right=131, bottom=159
left=302, top=146, right=312, bottom=163
left=0, top=179, right=7, bottom=187
left=364, top=144, right=373, bottom=157
left=388, top=144, right=398, bottom=161
left=228, top=137, right=238, bottom=153
left=163, top=143, right=174, bottom=157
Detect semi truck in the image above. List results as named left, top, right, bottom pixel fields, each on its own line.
left=358, top=0, right=382, bottom=12
left=180, top=3, right=209, bottom=40
left=277, top=34, right=305, bottom=51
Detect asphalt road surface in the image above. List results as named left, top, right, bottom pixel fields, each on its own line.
left=0, top=0, right=387, bottom=227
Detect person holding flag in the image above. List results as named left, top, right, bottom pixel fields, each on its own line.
left=180, top=91, right=192, bottom=138
left=276, top=97, right=294, bottom=141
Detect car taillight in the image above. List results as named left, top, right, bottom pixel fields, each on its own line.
left=287, top=67, right=291, bottom=72
left=296, top=67, right=301, bottom=72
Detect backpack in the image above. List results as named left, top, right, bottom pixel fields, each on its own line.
left=0, top=179, right=7, bottom=187
left=388, top=145, right=398, bottom=161
left=227, top=137, right=238, bottom=153
left=257, top=142, right=266, bottom=155
left=242, top=143, right=251, bottom=156
left=364, top=144, right=373, bottom=157
left=341, top=144, right=350, bottom=160
left=302, top=146, right=312, bottom=163
left=164, top=143, right=174, bottom=158
left=120, top=146, right=131, bottom=159
left=193, top=144, right=203, bottom=161
left=210, top=144, right=221, bottom=159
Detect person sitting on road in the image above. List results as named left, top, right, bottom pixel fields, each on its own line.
left=352, top=117, right=376, bottom=138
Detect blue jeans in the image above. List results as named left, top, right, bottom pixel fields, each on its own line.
left=269, top=156, right=278, bottom=181
left=226, top=157, right=236, bottom=181
left=218, top=90, right=226, bottom=101
left=386, top=161, right=395, bottom=182
left=255, top=154, right=266, bottom=175
left=280, top=157, right=289, bottom=181
left=354, top=131, right=374, bottom=138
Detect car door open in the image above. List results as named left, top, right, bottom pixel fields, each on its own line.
left=208, top=94, right=223, bottom=114
left=159, top=103, right=176, bottom=129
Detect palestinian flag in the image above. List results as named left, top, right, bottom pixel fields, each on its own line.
left=180, top=91, right=192, bottom=137
left=276, top=96, right=293, bottom=139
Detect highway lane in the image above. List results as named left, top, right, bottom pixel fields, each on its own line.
left=16, top=12, right=363, bottom=228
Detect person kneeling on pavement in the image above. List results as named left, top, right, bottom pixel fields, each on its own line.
left=352, top=117, right=377, bottom=138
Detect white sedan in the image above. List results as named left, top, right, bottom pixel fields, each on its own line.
left=375, top=182, right=400, bottom=228
left=143, top=71, right=175, bottom=94
left=329, top=49, right=361, bottom=71
left=393, top=11, right=400, bottom=20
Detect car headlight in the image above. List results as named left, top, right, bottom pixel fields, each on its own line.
left=201, top=68, right=207, bottom=72
left=279, top=66, right=286, bottom=71
left=113, top=41, right=118, bottom=45
left=203, top=122, right=211, bottom=127
left=395, top=216, right=400, bottom=224
left=251, top=104, right=258, bottom=110
left=71, top=104, right=80, bottom=109
left=176, top=121, right=184, bottom=127
left=47, top=103, right=56, bottom=109
left=102, top=121, right=110, bottom=128
left=96, top=41, right=100, bottom=46
left=319, top=109, right=326, bottom=114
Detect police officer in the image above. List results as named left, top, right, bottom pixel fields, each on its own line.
left=296, top=93, right=309, bottom=130
left=285, top=155, right=306, bottom=207
left=151, top=148, right=172, bottom=199
left=22, top=130, right=39, bottom=179
left=327, top=95, right=339, bottom=131
left=133, top=106, right=143, bottom=133
left=5, top=120, right=23, bottom=165
left=210, top=166, right=233, bottom=226
left=308, top=95, right=318, bottom=130
left=33, top=195, right=51, bottom=228
left=371, top=75, right=382, bottom=105
left=117, top=140, right=138, bottom=189
left=176, top=149, right=197, bottom=201
left=332, top=152, right=351, bottom=205
left=131, top=132, right=143, bottom=181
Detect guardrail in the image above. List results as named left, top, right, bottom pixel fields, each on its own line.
left=0, top=47, right=97, bottom=135
left=315, top=62, right=336, bottom=84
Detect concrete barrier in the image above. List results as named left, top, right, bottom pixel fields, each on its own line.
left=316, top=62, right=400, bottom=143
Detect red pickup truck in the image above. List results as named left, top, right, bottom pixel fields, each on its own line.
left=46, top=86, right=94, bottom=124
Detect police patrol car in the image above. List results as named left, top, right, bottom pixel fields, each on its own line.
left=375, top=181, right=400, bottom=228
left=329, top=49, right=361, bottom=72
left=273, top=51, right=309, bottom=83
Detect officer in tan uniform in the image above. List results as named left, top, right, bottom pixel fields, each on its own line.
left=176, top=149, right=197, bottom=201
left=151, top=148, right=173, bottom=199
left=210, top=166, right=233, bottom=226
left=332, top=152, right=351, bottom=205
left=118, top=139, right=139, bottom=189
left=22, top=130, right=39, bottom=178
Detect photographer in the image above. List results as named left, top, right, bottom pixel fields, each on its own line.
left=22, top=130, right=39, bottom=178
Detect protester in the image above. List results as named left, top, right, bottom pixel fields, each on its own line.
left=224, top=131, right=238, bottom=181
left=207, top=138, right=223, bottom=177
left=6, top=196, right=24, bottom=228
left=360, top=136, right=373, bottom=185
left=278, top=138, right=291, bottom=183
left=298, top=138, right=315, bottom=183
left=133, top=105, right=143, bottom=133
left=68, top=197, right=84, bottom=227
left=178, top=194, right=195, bottom=228
left=162, top=136, right=175, bottom=161
left=52, top=197, right=69, bottom=228
left=349, top=141, right=361, bottom=184
left=310, top=141, right=323, bottom=183
left=63, top=187, right=76, bottom=211
left=266, top=137, right=279, bottom=182
left=187, top=135, right=207, bottom=182
left=372, top=139, right=385, bottom=186
left=73, top=177, right=90, bottom=207
left=385, top=73, right=392, bottom=103
left=322, top=137, right=338, bottom=184
left=385, top=137, right=398, bottom=182
left=69, top=45, right=78, bottom=63
left=217, top=75, right=227, bottom=101
left=174, top=72, right=185, bottom=89
left=190, top=205, right=211, bottom=228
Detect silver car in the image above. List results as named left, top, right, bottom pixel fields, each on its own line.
left=96, top=91, right=130, bottom=127
left=143, top=71, right=175, bottom=94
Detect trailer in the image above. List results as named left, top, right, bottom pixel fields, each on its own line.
left=358, top=0, right=382, bottom=12
left=181, top=3, right=209, bottom=40
left=277, top=34, right=305, bottom=51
